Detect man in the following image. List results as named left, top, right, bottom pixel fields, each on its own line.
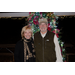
left=34, top=17, right=63, bottom=62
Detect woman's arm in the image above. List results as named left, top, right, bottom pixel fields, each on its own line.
left=14, top=42, right=20, bottom=62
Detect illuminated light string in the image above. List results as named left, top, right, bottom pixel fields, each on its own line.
left=0, top=16, right=27, bottom=21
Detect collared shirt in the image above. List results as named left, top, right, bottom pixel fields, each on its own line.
left=40, top=32, right=63, bottom=62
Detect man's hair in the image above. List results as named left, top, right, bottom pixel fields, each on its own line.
left=39, top=17, right=48, bottom=25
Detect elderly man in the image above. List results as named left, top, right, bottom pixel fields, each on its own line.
left=34, top=17, right=63, bottom=62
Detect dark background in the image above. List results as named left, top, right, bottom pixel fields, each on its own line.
left=57, top=16, right=75, bottom=62
left=57, top=16, right=75, bottom=45
left=0, top=17, right=28, bottom=44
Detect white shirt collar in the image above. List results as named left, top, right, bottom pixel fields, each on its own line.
left=40, top=31, right=47, bottom=38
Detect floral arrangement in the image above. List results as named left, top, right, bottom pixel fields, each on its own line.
left=28, top=12, right=66, bottom=62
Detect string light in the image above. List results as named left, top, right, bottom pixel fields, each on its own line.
left=0, top=17, right=28, bottom=22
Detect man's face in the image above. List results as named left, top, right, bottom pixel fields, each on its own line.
left=39, top=23, right=48, bottom=32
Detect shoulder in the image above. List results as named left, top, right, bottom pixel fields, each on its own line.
left=34, top=31, right=40, bottom=37
left=16, top=39, right=23, bottom=46
left=34, top=31, right=40, bottom=35
left=48, top=30, right=55, bottom=36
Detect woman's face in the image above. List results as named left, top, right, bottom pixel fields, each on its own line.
left=24, top=29, right=32, bottom=39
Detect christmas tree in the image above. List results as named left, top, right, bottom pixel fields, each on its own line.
left=28, top=12, right=66, bottom=62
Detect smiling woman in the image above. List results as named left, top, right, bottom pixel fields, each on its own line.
left=14, top=25, right=35, bottom=62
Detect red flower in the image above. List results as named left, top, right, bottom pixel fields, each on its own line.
left=56, top=33, right=59, bottom=38
left=40, top=12, right=42, bottom=14
left=28, top=16, right=32, bottom=21
left=29, top=12, right=31, bottom=14
left=48, top=23, right=50, bottom=27
left=48, top=27, right=51, bottom=31
left=48, top=18, right=50, bottom=22
left=52, top=30, right=59, bottom=38
left=33, top=16, right=39, bottom=25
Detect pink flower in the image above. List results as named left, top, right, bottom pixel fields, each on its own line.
left=52, top=30, right=55, bottom=33
left=36, top=16, right=39, bottom=18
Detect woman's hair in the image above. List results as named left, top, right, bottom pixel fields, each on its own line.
left=21, top=25, right=33, bottom=39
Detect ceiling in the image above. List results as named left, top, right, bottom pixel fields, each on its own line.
left=0, top=12, right=75, bottom=17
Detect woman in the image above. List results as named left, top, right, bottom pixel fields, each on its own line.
left=14, top=25, right=35, bottom=62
